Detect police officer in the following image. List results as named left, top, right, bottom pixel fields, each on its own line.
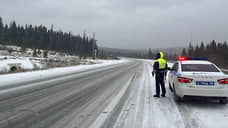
left=152, top=52, right=168, bottom=97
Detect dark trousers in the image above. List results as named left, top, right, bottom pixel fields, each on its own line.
left=155, top=72, right=166, bottom=95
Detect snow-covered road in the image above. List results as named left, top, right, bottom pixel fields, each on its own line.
left=0, top=59, right=227, bottom=128
left=114, top=60, right=228, bottom=128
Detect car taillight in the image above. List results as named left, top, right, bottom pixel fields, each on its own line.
left=177, top=77, right=193, bottom=83
left=217, top=78, right=228, bottom=84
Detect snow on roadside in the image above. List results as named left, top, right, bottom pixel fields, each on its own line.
left=0, top=58, right=129, bottom=87
left=0, top=57, right=38, bottom=72
left=188, top=103, right=228, bottom=128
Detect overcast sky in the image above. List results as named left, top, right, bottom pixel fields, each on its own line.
left=0, top=0, right=228, bottom=49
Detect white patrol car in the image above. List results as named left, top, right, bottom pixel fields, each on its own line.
left=168, top=57, right=228, bottom=104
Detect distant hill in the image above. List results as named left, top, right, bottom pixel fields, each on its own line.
left=98, top=47, right=148, bottom=58
left=152, top=47, right=185, bottom=56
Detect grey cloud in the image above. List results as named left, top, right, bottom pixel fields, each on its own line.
left=103, top=0, right=203, bottom=11
left=0, top=0, right=228, bottom=49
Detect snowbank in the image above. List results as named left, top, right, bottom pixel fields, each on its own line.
left=0, top=56, right=45, bottom=73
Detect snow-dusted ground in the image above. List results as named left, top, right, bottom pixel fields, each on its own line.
left=0, top=55, right=121, bottom=73
left=1, top=44, right=116, bottom=73
left=113, top=60, right=228, bottom=128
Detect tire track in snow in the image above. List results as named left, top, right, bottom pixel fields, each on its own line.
left=175, top=102, right=205, bottom=128
left=128, top=63, right=147, bottom=128
left=142, top=63, right=153, bottom=128
left=113, top=63, right=145, bottom=128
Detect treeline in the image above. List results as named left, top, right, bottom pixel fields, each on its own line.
left=148, top=48, right=156, bottom=59
left=0, top=17, right=98, bottom=56
left=182, top=40, right=228, bottom=68
left=99, top=47, right=149, bottom=59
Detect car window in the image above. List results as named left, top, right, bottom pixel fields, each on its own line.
left=181, top=64, right=220, bottom=72
left=172, top=63, right=178, bottom=72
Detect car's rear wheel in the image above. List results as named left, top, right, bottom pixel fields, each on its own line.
left=169, top=82, right=173, bottom=92
left=173, top=87, right=182, bottom=102
left=219, top=99, right=228, bottom=104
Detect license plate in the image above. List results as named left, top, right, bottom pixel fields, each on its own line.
left=196, top=81, right=215, bottom=86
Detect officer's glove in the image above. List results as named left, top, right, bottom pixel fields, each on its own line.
left=152, top=71, right=155, bottom=77
left=164, top=71, right=167, bottom=80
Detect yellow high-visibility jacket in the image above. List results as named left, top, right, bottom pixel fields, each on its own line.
left=155, top=52, right=167, bottom=70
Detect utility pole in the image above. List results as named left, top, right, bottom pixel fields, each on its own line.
left=190, top=32, right=193, bottom=44
left=92, top=32, right=97, bottom=59
left=94, top=49, right=97, bottom=59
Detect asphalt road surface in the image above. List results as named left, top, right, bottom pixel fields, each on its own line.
left=0, top=60, right=139, bottom=128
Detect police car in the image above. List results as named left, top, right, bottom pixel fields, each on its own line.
left=168, top=57, right=228, bottom=104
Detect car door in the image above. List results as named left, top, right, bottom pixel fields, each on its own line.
left=169, top=62, right=179, bottom=87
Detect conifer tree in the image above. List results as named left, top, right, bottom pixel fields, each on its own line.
left=188, top=43, right=194, bottom=57
left=148, top=48, right=152, bottom=59
left=0, top=17, right=3, bottom=42
left=181, top=48, right=187, bottom=56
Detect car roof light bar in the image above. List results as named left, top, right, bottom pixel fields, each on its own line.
left=191, top=57, right=208, bottom=60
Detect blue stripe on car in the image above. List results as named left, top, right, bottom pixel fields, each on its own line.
left=171, top=71, right=182, bottom=77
